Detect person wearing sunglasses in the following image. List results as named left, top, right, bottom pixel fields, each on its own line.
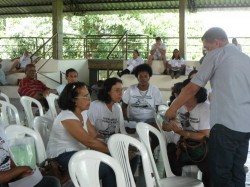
left=46, top=82, right=117, bottom=187
left=163, top=78, right=211, bottom=187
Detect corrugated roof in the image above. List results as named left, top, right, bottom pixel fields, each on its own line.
left=0, top=0, right=250, bottom=18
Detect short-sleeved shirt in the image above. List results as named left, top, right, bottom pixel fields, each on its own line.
left=18, top=77, right=48, bottom=98
left=151, top=43, right=166, bottom=57
left=87, top=101, right=120, bottom=141
left=171, top=102, right=210, bottom=144
left=47, top=110, right=88, bottom=158
left=0, top=126, right=11, bottom=172
left=168, top=58, right=185, bottom=69
left=192, top=43, right=250, bottom=132
left=122, top=84, right=163, bottom=122
left=127, top=56, right=144, bottom=72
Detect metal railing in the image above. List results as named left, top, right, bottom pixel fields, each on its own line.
left=1, top=35, right=250, bottom=61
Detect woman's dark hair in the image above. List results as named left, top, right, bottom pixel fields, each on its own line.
left=188, top=69, right=198, bottom=79
left=134, top=63, right=153, bottom=78
left=171, top=49, right=181, bottom=60
left=98, top=77, right=122, bottom=104
left=183, top=78, right=207, bottom=103
left=168, top=82, right=183, bottom=106
left=58, top=82, right=87, bottom=111
left=134, top=49, right=140, bottom=56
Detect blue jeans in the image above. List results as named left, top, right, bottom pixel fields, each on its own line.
left=55, top=151, right=116, bottom=187
left=209, top=124, right=250, bottom=187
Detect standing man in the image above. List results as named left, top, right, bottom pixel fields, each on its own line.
left=148, top=37, right=167, bottom=73
left=165, top=27, right=250, bottom=187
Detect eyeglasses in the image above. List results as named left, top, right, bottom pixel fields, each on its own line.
left=111, top=88, right=123, bottom=94
left=75, top=94, right=91, bottom=100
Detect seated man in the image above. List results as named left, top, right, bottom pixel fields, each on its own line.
left=56, top=68, right=78, bottom=95
left=8, top=50, right=40, bottom=74
left=18, top=64, right=52, bottom=109
left=148, top=37, right=167, bottom=73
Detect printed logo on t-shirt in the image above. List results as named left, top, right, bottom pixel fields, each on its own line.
left=178, top=112, right=199, bottom=131
left=98, top=117, right=118, bottom=138
left=0, top=137, right=11, bottom=171
left=131, top=97, right=151, bottom=109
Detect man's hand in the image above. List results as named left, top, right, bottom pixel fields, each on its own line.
left=165, top=107, right=177, bottom=121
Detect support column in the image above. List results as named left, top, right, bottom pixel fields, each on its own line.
left=179, top=0, right=187, bottom=59
left=52, top=0, right=63, bottom=59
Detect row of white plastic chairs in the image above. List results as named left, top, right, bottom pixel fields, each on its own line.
left=4, top=122, right=203, bottom=187
left=0, top=92, right=58, bottom=128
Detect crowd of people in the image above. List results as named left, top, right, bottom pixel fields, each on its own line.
left=1, top=27, right=250, bottom=187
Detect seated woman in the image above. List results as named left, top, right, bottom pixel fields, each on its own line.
left=168, top=82, right=183, bottom=107
left=122, top=64, right=163, bottom=159
left=88, top=77, right=138, bottom=174
left=0, top=126, right=60, bottom=187
left=168, top=49, right=185, bottom=79
left=46, top=82, right=117, bottom=187
left=117, top=49, right=144, bottom=77
left=163, top=78, right=211, bottom=187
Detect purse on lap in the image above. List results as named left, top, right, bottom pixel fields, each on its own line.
left=176, top=135, right=208, bottom=163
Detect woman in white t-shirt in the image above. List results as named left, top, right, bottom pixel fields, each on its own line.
left=88, top=77, right=139, bottom=174
left=162, top=78, right=211, bottom=187
left=122, top=64, right=163, bottom=157
left=46, top=82, right=116, bottom=187
left=117, top=49, right=144, bottom=77
left=168, top=49, right=185, bottom=79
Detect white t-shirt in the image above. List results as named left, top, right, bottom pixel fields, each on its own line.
left=151, top=43, right=166, bottom=57
left=171, top=102, right=210, bottom=144
left=47, top=110, right=88, bottom=158
left=0, top=126, right=11, bottom=171
left=177, top=103, right=210, bottom=132
left=88, top=101, right=120, bottom=141
left=127, top=56, right=144, bottom=72
left=122, top=84, right=163, bottom=122
left=56, top=84, right=66, bottom=95
left=19, top=55, right=31, bottom=68
left=168, top=58, right=185, bottom=69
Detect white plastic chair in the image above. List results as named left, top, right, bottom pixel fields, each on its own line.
left=0, top=92, right=16, bottom=124
left=5, top=125, right=47, bottom=165
left=33, top=116, right=53, bottom=148
left=108, top=134, right=156, bottom=187
left=68, top=150, right=126, bottom=187
left=118, top=104, right=139, bottom=139
left=20, top=96, right=44, bottom=128
left=0, top=100, right=22, bottom=127
left=0, top=92, right=10, bottom=103
left=45, top=93, right=59, bottom=120
left=136, top=122, right=203, bottom=187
